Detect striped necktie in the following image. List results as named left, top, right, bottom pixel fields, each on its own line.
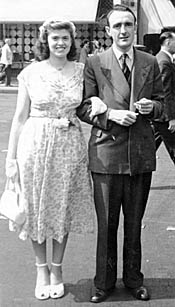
left=121, top=53, right=130, bottom=82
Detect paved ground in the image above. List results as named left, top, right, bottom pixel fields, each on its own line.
left=0, top=92, right=175, bottom=307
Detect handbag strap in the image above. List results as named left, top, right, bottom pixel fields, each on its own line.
left=5, top=178, right=21, bottom=194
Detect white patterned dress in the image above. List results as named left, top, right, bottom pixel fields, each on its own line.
left=11, top=60, right=94, bottom=244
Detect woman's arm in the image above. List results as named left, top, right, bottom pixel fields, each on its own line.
left=6, top=80, right=31, bottom=160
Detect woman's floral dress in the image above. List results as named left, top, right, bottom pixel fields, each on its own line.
left=11, top=60, right=94, bottom=244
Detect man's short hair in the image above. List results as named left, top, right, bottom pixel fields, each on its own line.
left=106, top=4, right=136, bottom=26
left=159, top=31, right=175, bottom=45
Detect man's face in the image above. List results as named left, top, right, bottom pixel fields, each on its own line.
left=106, top=10, right=136, bottom=52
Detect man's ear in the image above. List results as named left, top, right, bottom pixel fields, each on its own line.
left=166, top=38, right=170, bottom=46
left=134, top=23, right=137, bottom=34
left=105, top=26, right=111, bottom=37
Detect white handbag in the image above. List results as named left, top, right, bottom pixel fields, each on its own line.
left=0, top=178, right=26, bottom=225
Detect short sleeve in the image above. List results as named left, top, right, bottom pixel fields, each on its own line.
left=17, top=62, right=36, bottom=88
left=17, top=68, right=26, bottom=84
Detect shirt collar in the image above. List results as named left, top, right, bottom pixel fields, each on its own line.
left=162, top=49, right=174, bottom=63
left=112, top=43, right=134, bottom=62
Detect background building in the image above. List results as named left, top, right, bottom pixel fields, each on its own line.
left=0, top=0, right=175, bottom=76
left=0, top=0, right=112, bottom=75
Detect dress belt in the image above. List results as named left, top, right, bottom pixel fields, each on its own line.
left=29, top=115, right=75, bottom=127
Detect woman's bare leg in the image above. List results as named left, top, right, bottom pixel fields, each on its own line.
left=31, top=240, right=50, bottom=286
left=50, top=235, right=68, bottom=285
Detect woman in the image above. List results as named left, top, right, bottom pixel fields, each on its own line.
left=5, top=19, right=94, bottom=300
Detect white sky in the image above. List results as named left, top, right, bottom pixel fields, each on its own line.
left=0, top=0, right=99, bottom=22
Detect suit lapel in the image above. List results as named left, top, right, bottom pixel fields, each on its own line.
left=99, top=48, right=152, bottom=110
left=99, top=48, right=130, bottom=104
left=130, top=49, right=151, bottom=111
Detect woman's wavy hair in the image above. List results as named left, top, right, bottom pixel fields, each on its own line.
left=34, top=19, right=77, bottom=61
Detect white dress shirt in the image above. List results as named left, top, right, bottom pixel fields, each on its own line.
left=0, top=43, right=13, bottom=65
left=112, top=43, right=134, bottom=71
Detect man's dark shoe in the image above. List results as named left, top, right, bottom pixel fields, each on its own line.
left=128, top=285, right=150, bottom=301
left=90, top=287, right=114, bottom=303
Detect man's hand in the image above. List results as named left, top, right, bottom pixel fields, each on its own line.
left=108, top=109, right=138, bottom=126
left=134, top=98, right=153, bottom=114
left=168, top=119, right=175, bottom=133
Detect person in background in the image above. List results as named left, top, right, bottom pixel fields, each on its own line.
left=152, top=30, right=175, bottom=163
left=0, top=40, right=4, bottom=58
left=5, top=19, right=94, bottom=301
left=91, top=40, right=99, bottom=55
left=92, top=40, right=105, bottom=55
left=79, top=39, right=90, bottom=64
left=0, top=38, right=13, bottom=86
left=97, top=41, right=105, bottom=53
left=77, top=4, right=163, bottom=303
left=0, top=40, right=5, bottom=84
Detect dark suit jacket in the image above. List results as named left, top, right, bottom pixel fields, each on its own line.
left=77, top=47, right=164, bottom=175
left=156, top=50, right=175, bottom=121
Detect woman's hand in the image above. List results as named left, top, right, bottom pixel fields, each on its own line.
left=5, top=158, right=19, bottom=181
left=90, top=96, right=107, bottom=119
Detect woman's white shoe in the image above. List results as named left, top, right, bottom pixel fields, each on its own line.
left=50, top=262, right=64, bottom=299
left=35, top=263, right=50, bottom=300
left=35, top=284, right=50, bottom=300
left=50, top=282, right=64, bottom=299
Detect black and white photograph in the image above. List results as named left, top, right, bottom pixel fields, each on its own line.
left=0, top=0, right=175, bottom=306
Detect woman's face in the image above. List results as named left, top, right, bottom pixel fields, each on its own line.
left=47, top=29, right=72, bottom=58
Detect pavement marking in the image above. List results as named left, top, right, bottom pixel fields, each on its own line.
left=151, top=185, right=175, bottom=190
left=144, top=219, right=175, bottom=228
left=166, top=226, right=175, bottom=231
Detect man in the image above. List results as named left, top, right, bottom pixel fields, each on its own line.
left=77, top=4, right=164, bottom=303
left=153, top=30, right=175, bottom=163
left=0, top=38, right=13, bottom=86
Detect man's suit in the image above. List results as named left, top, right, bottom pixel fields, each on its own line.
left=77, top=47, right=163, bottom=290
left=153, top=50, right=175, bottom=163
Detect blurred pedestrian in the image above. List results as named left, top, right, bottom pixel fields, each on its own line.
left=152, top=30, right=175, bottom=163
left=5, top=18, right=94, bottom=301
left=77, top=4, right=163, bottom=303
left=0, top=40, right=4, bottom=58
left=79, top=39, right=90, bottom=64
left=0, top=41, right=6, bottom=83
left=92, top=40, right=104, bottom=55
left=0, top=38, right=13, bottom=86
left=96, top=41, right=105, bottom=53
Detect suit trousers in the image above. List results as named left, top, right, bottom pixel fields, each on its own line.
left=91, top=171, right=152, bottom=291
left=5, top=64, right=12, bottom=86
left=153, top=121, right=175, bottom=164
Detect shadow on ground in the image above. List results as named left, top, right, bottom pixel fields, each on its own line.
left=66, top=278, right=175, bottom=303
